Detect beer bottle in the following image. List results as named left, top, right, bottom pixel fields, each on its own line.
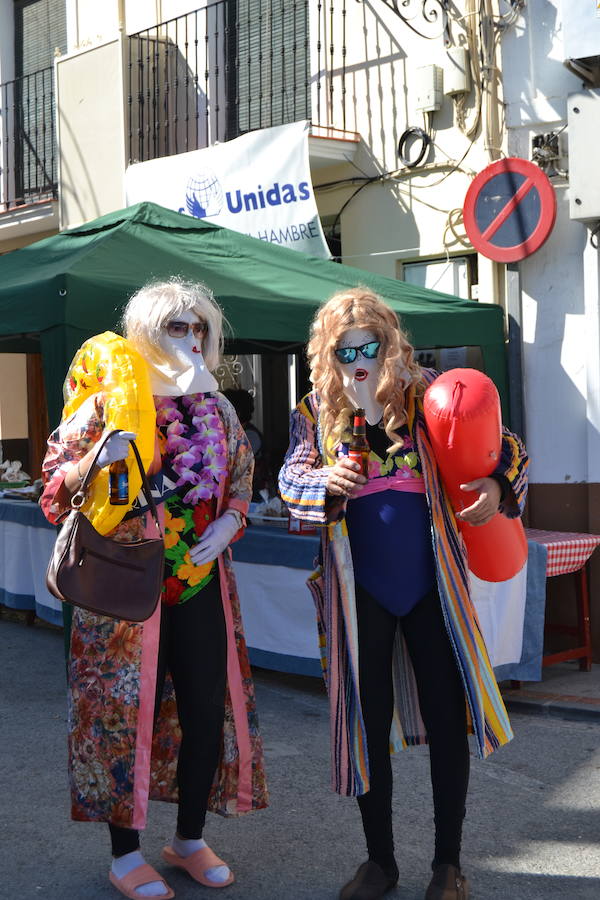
left=348, top=407, right=370, bottom=479
left=109, top=458, right=129, bottom=505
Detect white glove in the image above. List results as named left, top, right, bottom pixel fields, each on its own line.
left=95, top=431, right=137, bottom=469
left=189, top=510, right=241, bottom=566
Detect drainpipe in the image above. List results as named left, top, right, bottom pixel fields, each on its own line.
left=117, top=0, right=126, bottom=33
left=505, top=262, right=525, bottom=440
left=583, top=230, right=600, bottom=535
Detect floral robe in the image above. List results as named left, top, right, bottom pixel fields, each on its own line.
left=41, top=391, right=268, bottom=826
left=279, top=369, right=529, bottom=797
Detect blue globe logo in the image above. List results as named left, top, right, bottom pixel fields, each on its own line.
left=185, top=170, right=223, bottom=218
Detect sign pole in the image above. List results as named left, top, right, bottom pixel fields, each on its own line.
left=463, top=157, right=556, bottom=441
left=506, top=261, right=525, bottom=440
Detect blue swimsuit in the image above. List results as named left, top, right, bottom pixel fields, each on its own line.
left=344, top=422, right=436, bottom=617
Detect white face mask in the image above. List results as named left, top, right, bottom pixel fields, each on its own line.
left=336, top=327, right=383, bottom=425
left=147, top=309, right=218, bottom=396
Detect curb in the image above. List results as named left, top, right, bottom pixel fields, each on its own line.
left=502, top=690, right=600, bottom=724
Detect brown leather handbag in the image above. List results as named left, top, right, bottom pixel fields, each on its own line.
left=46, top=431, right=164, bottom=622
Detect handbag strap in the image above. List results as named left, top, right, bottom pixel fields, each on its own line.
left=129, top=437, right=163, bottom=537
left=71, top=430, right=163, bottom=537
left=71, top=427, right=117, bottom=502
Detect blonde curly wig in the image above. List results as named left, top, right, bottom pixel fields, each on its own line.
left=307, top=286, right=423, bottom=458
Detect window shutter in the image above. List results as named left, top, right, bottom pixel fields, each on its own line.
left=12, top=0, right=67, bottom=201
left=14, top=0, right=67, bottom=76
left=230, top=0, right=309, bottom=137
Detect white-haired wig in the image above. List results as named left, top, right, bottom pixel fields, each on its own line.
left=121, top=278, right=226, bottom=371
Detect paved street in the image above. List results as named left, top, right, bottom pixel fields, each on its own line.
left=2, top=616, right=600, bottom=900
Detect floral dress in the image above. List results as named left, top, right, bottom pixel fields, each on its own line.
left=41, top=391, right=268, bottom=827
left=153, top=394, right=227, bottom=606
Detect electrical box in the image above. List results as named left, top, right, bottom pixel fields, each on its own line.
left=567, top=89, right=600, bottom=222
left=415, top=65, right=443, bottom=112
left=445, top=47, right=470, bottom=96
left=562, top=1, right=600, bottom=61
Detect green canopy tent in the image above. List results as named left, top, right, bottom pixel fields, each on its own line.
left=0, top=201, right=509, bottom=427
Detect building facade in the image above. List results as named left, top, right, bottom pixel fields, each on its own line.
left=1, top=0, right=599, bottom=653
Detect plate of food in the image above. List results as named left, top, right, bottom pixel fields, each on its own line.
left=248, top=513, right=288, bottom=528
left=248, top=496, right=289, bottom=528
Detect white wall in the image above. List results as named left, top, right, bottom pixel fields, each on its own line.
left=127, top=1, right=207, bottom=34
left=65, top=0, right=206, bottom=46
left=334, top=0, right=600, bottom=488
left=317, top=0, right=502, bottom=299
left=502, top=0, right=600, bottom=485
left=0, top=0, right=14, bottom=84
left=502, top=0, right=580, bottom=130
left=57, top=40, right=127, bottom=227
left=0, top=355, right=27, bottom=441
left=0, top=0, right=15, bottom=210
left=520, top=187, right=588, bottom=483
left=65, top=0, right=118, bottom=48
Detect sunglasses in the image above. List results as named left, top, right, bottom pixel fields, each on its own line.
left=163, top=320, right=207, bottom=339
left=334, top=340, right=381, bottom=364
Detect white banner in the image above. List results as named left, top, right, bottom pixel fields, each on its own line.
left=125, top=121, right=330, bottom=258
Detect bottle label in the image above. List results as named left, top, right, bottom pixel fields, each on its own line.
left=348, top=448, right=368, bottom=477
left=111, top=473, right=128, bottom=501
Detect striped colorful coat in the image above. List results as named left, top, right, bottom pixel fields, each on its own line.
left=278, top=369, right=529, bottom=797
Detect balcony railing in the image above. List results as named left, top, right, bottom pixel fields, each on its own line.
left=0, top=67, right=58, bottom=211
left=127, top=0, right=333, bottom=164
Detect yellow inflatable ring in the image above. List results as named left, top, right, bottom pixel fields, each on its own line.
left=62, top=332, right=156, bottom=535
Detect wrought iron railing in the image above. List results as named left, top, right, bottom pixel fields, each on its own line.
left=371, top=0, right=449, bottom=42
left=127, top=0, right=311, bottom=164
left=0, top=67, right=58, bottom=211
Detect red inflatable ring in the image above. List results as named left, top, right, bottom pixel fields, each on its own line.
left=423, top=368, right=527, bottom=582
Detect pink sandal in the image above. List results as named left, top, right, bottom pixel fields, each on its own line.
left=109, top=863, right=175, bottom=899
left=161, top=844, right=235, bottom=888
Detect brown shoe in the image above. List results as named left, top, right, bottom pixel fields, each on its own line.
left=339, top=860, right=399, bottom=900
left=424, top=864, right=470, bottom=899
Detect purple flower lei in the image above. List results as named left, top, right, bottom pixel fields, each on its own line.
left=155, top=394, right=228, bottom=505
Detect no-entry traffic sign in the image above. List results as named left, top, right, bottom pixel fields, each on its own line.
left=463, top=158, right=556, bottom=263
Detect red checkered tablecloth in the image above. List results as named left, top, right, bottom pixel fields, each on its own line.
left=525, top=528, right=600, bottom=578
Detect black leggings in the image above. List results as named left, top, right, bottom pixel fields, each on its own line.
left=356, top=584, right=469, bottom=872
left=110, top=575, right=227, bottom=857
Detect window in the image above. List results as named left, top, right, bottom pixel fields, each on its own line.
left=10, top=0, right=67, bottom=203
left=14, top=0, right=67, bottom=77
left=228, top=0, right=310, bottom=137
left=399, top=255, right=478, bottom=300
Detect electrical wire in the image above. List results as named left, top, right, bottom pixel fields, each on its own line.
left=317, top=138, right=479, bottom=240
left=397, top=126, right=432, bottom=168
left=430, top=138, right=461, bottom=164
left=494, top=0, right=525, bottom=31
left=452, top=0, right=482, bottom=139
left=393, top=187, right=453, bottom=215
left=327, top=176, right=382, bottom=237
left=315, top=175, right=373, bottom=191
left=330, top=246, right=422, bottom=261
left=394, top=134, right=478, bottom=189
left=319, top=0, right=524, bottom=257
left=443, top=207, right=472, bottom=252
